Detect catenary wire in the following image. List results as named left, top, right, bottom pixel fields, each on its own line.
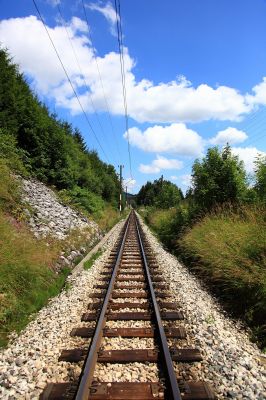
left=32, top=0, right=110, bottom=163
left=81, top=0, right=122, bottom=160
left=56, top=3, right=120, bottom=162
left=114, top=0, right=133, bottom=179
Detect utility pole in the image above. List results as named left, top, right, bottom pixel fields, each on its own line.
left=125, top=186, right=128, bottom=208
left=118, top=165, right=124, bottom=214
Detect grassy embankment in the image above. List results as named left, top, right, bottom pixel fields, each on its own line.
left=0, top=161, right=124, bottom=347
left=141, top=206, right=266, bottom=348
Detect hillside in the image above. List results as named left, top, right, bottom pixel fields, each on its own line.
left=0, top=48, right=120, bottom=218
left=0, top=48, right=125, bottom=346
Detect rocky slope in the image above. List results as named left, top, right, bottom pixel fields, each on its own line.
left=21, top=178, right=99, bottom=240
left=20, top=178, right=102, bottom=270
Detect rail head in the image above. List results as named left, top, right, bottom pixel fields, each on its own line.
left=134, top=212, right=182, bottom=400
left=74, top=212, right=132, bottom=400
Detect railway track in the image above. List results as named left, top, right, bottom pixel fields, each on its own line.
left=41, top=211, right=215, bottom=400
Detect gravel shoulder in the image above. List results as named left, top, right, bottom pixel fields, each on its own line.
left=139, top=215, right=266, bottom=400
left=0, top=219, right=125, bottom=400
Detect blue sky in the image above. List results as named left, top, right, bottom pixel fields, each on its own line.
left=1, top=0, right=266, bottom=193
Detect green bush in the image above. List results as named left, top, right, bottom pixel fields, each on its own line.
left=143, top=206, right=189, bottom=249
left=0, top=130, right=29, bottom=175
left=59, top=186, right=105, bottom=216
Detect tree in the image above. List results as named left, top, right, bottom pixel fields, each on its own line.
left=254, top=155, right=266, bottom=201
left=137, top=178, right=182, bottom=208
left=0, top=47, right=121, bottom=212
left=191, top=145, right=247, bottom=210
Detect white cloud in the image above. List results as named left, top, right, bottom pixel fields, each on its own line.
left=47, top=0, right=60, bottom=6
left=70, top=16, right=89, bottom=34
left=181, top=174, right=192, bottom=187
left=127, top=124, right=204, bottom=157
left=1, top=16, right=266, bottom=124
left=232, top=146, right=266, bottom=173
left=210, top=127, right=248, bottom=145
left=0, top=16, right=93, bottom=96
left=246, top=77, right=266, bottom=106
left=170, top=175, right=178, bottom=180
left=139, top=155, right=183, bottom=174
left=124, top=178, right=136, bottom=190
left=87, top=2, right=118, bottom=36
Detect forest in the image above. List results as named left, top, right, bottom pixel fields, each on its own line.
left=0, top=48, right=120, bottom=216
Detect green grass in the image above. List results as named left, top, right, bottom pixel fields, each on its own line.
left=0, top=160, right=71, bottom=347
left=0, top=159, right=127, bottom=347
left=140, top=204, right=266, bottom=348
left=0, top=209, right=72, bottom=347
left=84, top=248, right=103, bottom=270
left=179, top=205, right=266, bottom=348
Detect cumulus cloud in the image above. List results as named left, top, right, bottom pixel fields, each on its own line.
left=139, top=155, right=183, bottom=174
left=246, top=77, right=266, bottom=106
left=210, top=127, right=248, bottom=145
left=1, top=16, right=266, bottom=124
left=0, top=16, right=94, bottom=96
left=232, top=146, right=266, bottom=173
left=87, top=1, right=118, bottom=36
left=124, top=178, right=136, bottom=190
left=126, top=124, right=204, bottom=157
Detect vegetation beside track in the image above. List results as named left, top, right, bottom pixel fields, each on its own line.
left=0, top=48, right=129, bottom=346
left=0, top=159, right=124, bottom=348
left=83, top=248, right=103, bottom=270
left=138, top=146, right=266, bottom=349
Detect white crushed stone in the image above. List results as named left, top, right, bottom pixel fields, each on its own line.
left=94, top=362, right=159, bottom=382
left=21, top=178, right=99, bottom=240
left=0, top=220, right=125, bottom=400
left=139, top=215, right=266, bottom=400
left=101, top=337, right=155, bottom=350
left=1, top=214, right=265, bottom=399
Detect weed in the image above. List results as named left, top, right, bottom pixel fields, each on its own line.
left=84, top=249, right=103, bottom=270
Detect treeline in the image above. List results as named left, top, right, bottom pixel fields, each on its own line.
left=0, top=48, right=120, bottom=214
left=137, top=177, right=183, bottom=208
left=138, top=145, right=266, bottom=347
left=138, top=145, right=266, bottom=229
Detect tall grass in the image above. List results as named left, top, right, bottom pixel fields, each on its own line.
left=0, top=209, right=71, bottom=347
left=141, top=204, right=266, bottom=348
left=0, top=161, right=69, bottom=347
left=0, top=160, right=127, bottom=347
left=179, top=205, right=266, bottom=348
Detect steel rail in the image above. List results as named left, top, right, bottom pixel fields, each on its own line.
left=135, top=213, right=182, bottom=400
left=75, top=213, right=132, bottom=400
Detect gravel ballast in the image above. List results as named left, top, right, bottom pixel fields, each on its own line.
left=0, top=216, right=265, bottom=399
left=0, top=220, right=125, bottom=399
left=139, top=216, right=266, bottom=399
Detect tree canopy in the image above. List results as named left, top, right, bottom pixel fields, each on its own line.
left=137, top=177, right=183, bottom=208
left=0, top=48, right=120, bottom=209
left=254, top=155, right=266, bottom=201
left=191, top=145, right=248, bottom=210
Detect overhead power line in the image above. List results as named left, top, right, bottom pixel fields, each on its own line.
left=81, top=0, right=122, bottom=160
left=32, top=0, right=110, bottom=163
left=56, top=3, right=119, bottom=163
left=114, top=0, right=133, bottom=179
